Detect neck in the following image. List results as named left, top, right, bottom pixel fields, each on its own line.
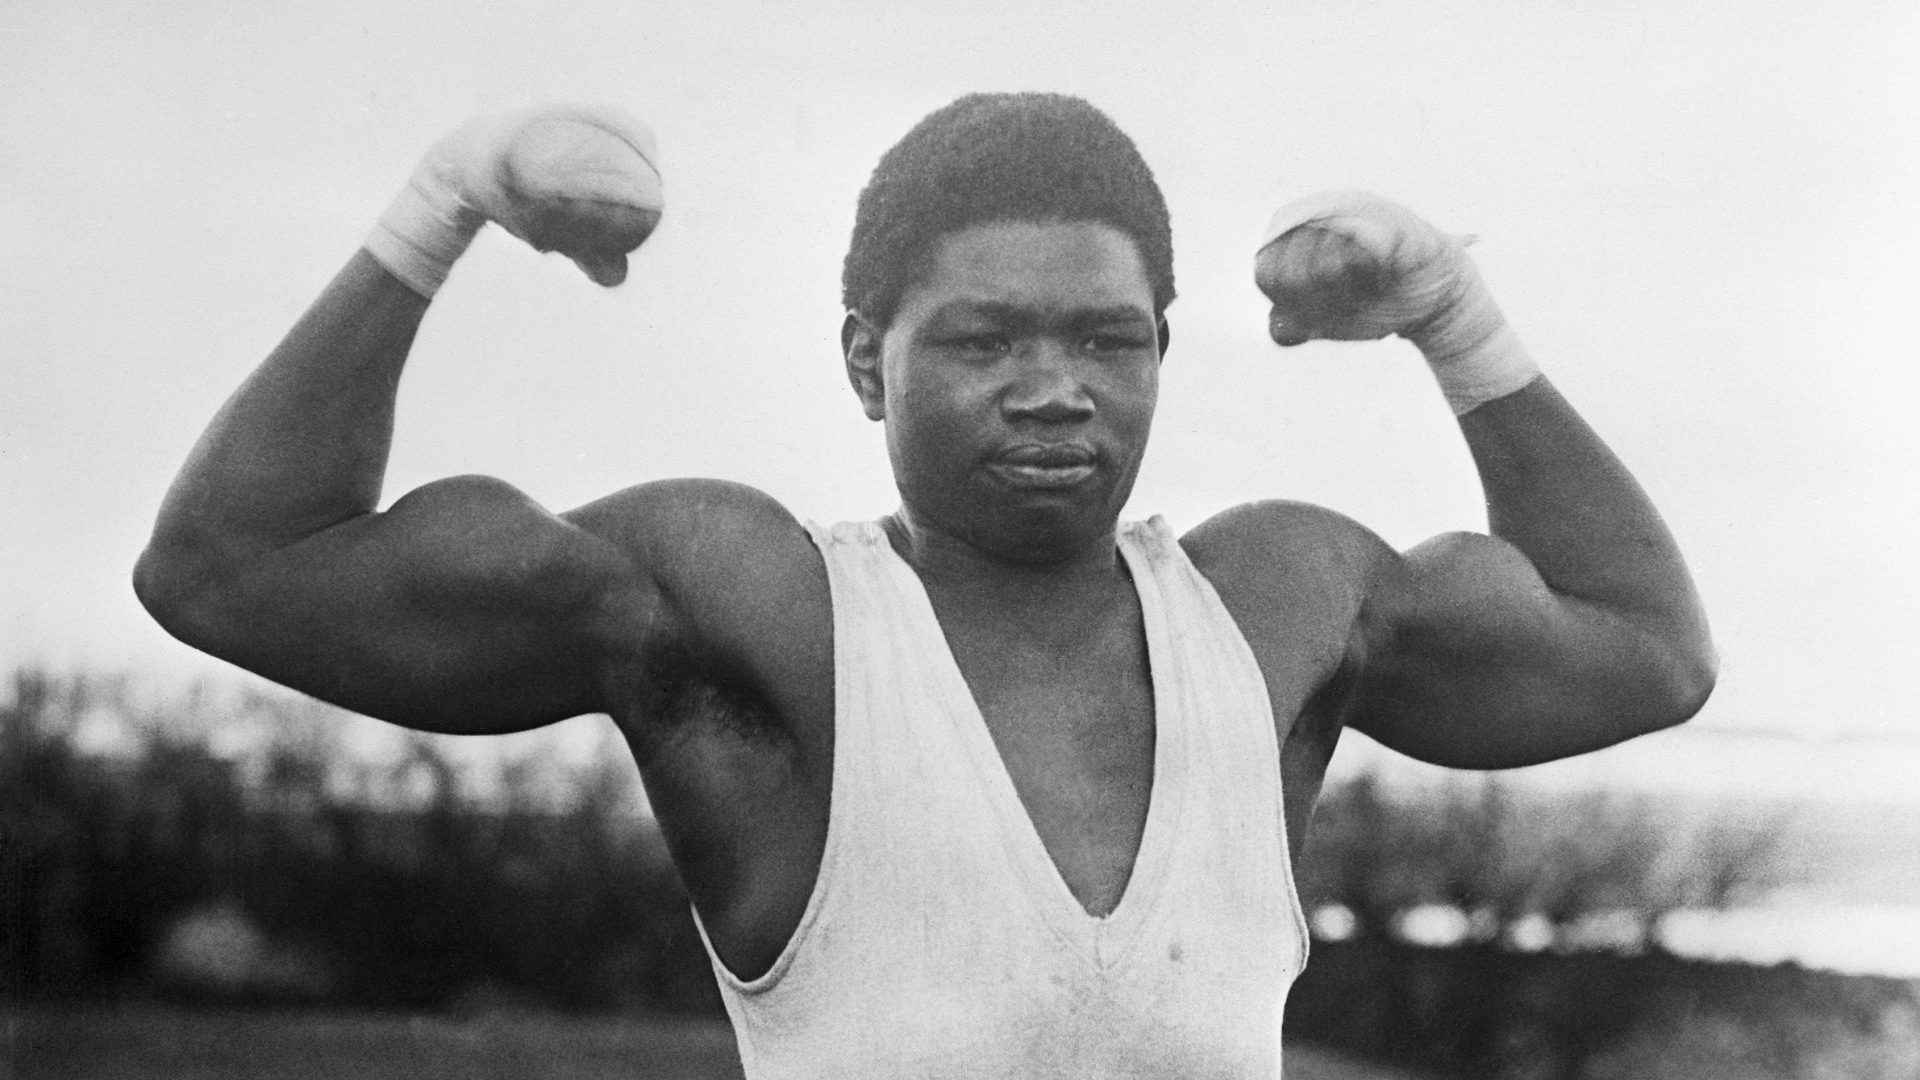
left=882, top=506, right=1124, bottom=602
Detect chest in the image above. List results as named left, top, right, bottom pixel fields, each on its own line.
left=927, top=559, right=1351, bottom=911
left=631, top=530, right=1350, bottom=980
left=937, top=604, right=1158, bottom=918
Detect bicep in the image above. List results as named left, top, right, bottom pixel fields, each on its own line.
left=1348, top=531, right=1709, bottom=769
left=154, top=474, right=659, bottom=734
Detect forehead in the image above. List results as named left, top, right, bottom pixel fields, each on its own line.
left=898, top=220, right=1155, bottom=324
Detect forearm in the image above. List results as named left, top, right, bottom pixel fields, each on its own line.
left=142, top=105, right=659, bottom=590
left=1456, top=376, right=1713, bottom=659
left=139, top=252, right=426, bottom=590
left=1258, top=192, right=1717, bottom=754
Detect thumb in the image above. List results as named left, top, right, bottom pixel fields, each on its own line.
left=570, top=250, right=629, bottom=287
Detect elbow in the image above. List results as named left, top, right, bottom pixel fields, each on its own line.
left=1644, top=631, right=1720, bottom=734
left=133, top=540, right=179, bottom=621
left=1593, top=618, right=1719, bottom=745
left=132, top=533, right=227, bottom=647
left=1675, top=640, right=1720, bottom=722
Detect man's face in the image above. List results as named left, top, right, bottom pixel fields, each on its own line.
left=848, top=220, right=1163, bottom=564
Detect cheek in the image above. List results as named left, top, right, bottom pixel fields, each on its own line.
left=1106, top=363, right=1159, bottom=429
left=891, top=361, right=981, bottom=428
left=885, top=371, right=980, bottom=468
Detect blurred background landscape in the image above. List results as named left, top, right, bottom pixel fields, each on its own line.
left=5, top=0, right=1917, bottom=1076
left=6, top=668, right=1919, bottom=1079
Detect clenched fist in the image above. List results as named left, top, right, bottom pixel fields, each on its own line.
left=1253, top=190, right=1538, bottom=415
left=367, top=104, right=664, bottom=295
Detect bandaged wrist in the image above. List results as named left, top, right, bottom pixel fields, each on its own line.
left=1406, top=269, right=1541, bottom=416
left=1257, top=191, right=1540, bottom=412
left=1421, top=321, right=1540, bottom=415
left=363, top=166, right=484, bottom=299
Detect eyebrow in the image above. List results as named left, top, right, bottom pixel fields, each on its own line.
left=932, top=302, right=1155, bottom=332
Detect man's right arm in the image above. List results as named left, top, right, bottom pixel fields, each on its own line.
left=136, top=105, right=715, bottom=734
left=134, top=251, right=664, bottom=733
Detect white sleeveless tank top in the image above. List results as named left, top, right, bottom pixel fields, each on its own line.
left=694, top=517, right=1310, bottom=1079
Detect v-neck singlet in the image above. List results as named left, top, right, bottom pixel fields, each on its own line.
left=692, top=517, right=1310, bottom=1079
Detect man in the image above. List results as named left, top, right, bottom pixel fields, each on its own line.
left=135, top=94, right=1715, bottom=1076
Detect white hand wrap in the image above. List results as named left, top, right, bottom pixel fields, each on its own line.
left=364, top=105, right=663, bottom=298
left=365, top=163, right=484, bottom=298
left=1259, top=190, right=1540, bottom=415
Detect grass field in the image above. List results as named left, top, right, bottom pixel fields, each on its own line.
left=3, top=1007, right=1435, bottom=1080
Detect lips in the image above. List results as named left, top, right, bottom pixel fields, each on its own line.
left=987, top=443, right=1098, bottom=489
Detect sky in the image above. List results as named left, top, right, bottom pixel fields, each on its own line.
left=3, top=0, right=1918, bottom=782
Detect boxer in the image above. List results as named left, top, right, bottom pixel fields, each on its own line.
left=137, top=94, right=1714, bottom=1077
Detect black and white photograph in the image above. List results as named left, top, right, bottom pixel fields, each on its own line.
left=4, top=1, right=1916, bottom=1077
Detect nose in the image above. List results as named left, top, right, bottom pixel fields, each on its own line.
left=1002, top=342, right=1094, bottom=424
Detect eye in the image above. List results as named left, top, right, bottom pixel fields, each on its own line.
left=945, top=334, right=1009, bottom=357
left=1082, top=332, right=1151, bottom=356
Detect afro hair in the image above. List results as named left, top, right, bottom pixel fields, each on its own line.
left=842, top=93, right=1174, bottom=329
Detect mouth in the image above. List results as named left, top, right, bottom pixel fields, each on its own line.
left=986, top=444, right=1099, bottom=490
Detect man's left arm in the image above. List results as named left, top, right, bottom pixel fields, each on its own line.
left=1255, top=194, right=1717, bottom=768
left=1352, top=376, right=1716, bottom=768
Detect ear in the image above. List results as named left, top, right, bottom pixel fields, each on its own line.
left=843, top=311, right=887, bottom=421
left=1156, top=315, right=1171, bottom=359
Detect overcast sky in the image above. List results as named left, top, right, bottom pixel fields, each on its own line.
left=4, top=0, right=1917, bottom=768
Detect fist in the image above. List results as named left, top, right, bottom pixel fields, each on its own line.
left=435, top=105, right=665, bottom=286
left=1253, top=191, right=1469, bottom=347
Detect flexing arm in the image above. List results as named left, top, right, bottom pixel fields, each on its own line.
left=135, top=107, right=670, bottom=733
left=1254, top=195, right=1716, bottom=768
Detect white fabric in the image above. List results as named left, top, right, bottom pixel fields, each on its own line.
left=364, top=172, right=481, bottom=297
left=1258, top=189, right=1540, bottom=415
left=695, top=517, right=1310, bottom=1079
left=364, top=104, right=662, bottom=297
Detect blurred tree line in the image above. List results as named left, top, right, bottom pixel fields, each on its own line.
left=1297, top=768, right=1783, bottom=953
left=5, top=667, right=1916, bottom=1079
left=1280, top=772, right=1893, bottom=1079
left=1, top=668, right=715, bottom=1012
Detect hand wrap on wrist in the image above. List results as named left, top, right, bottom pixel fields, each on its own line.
left=1404, top=259, right=1540, bottom=416
left=364, top=162, right=484, bottom=298
left=364, top=105, right=663, bottom=298
left=1260, top=190, right=1540, bottom=415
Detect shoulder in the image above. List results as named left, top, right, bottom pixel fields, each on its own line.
left=1173, top=500, right=1398, bottom=683
left=1172, top=502, right=1400, bottom=755
left=1177, top=499, right=1394, bottom=608
left=566, top=477, right=817, bottom=572
left=566, top=475, right=828, bottom=617
left=563, top=478, right=832, bottom=705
